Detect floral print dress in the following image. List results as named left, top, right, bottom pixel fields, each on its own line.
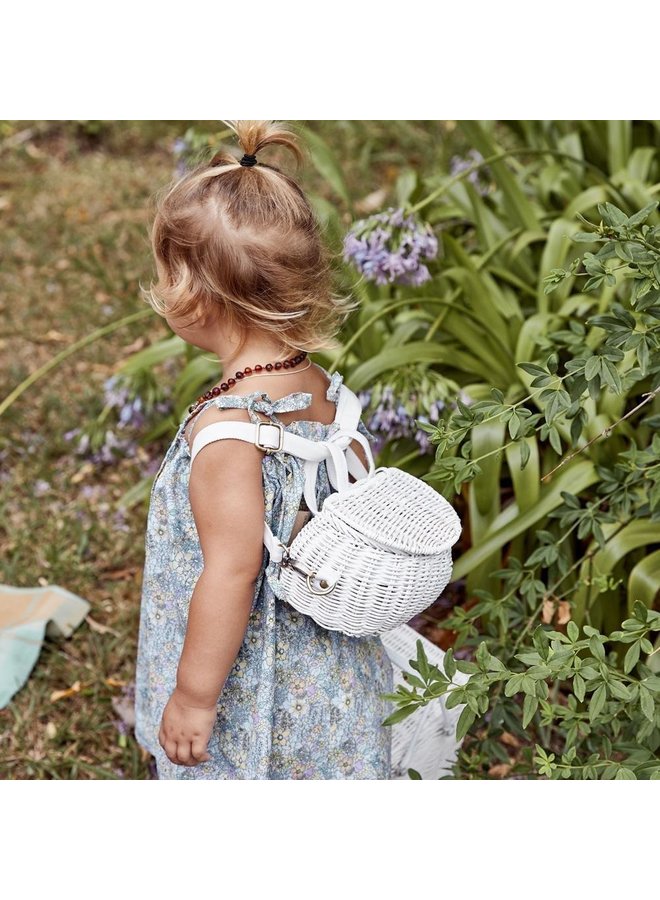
left=134, top=366, right=394, bottom=779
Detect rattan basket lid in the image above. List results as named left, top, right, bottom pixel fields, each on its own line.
left=321, top=466, right=462, bottom=555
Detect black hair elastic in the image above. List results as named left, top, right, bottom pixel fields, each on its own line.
left=239, top=153, right=258, bottom=167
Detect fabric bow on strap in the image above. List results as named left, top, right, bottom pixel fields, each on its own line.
left=302, top=427, right=371, bottom=513
left=214, top=391, right=313, bottom=425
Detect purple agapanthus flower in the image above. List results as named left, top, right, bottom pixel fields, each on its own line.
left=112, top=681, right=136, bottom=739
left=63, top=374, right=173, bottom=468
left=357, top=384, right=474, bottom=455
left=64, top=424, right=138, bottom=466
left=449, top=149, right=491, bottom=196
left=343, top=207, right=439, bottom=287
left=357, top=386, right=449, bottom=455
left=103, top=375, right=147, bottom=431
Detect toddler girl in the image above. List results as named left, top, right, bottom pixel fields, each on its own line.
left=134, top=120, right=394, bottom=779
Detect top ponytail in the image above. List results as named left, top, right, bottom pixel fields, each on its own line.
left=211, top=119, right=306, bottom=169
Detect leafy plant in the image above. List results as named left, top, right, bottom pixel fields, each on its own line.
left=383, top=603, right=660, bottom=779
left=384, top=184, right=660, bottom=776
left=355, top=122, right=660, bottom=778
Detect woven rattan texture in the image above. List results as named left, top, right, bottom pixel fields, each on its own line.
left=381, top=624, right=471, bottom=780
left=269, top=467, right=462, bottom=636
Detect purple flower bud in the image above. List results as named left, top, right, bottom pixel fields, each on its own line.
left=449, top=149, right=491, bottom=196
left=343, top=207, right=438, bottom=287
left=362, top=384, right=444, bottom=454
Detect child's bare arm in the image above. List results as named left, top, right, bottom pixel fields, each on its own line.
left=179, top=409, right=265, bottom=703
left=159, top=408, right=265, bottom=766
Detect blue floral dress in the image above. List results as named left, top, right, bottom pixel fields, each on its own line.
left=134, top=366, right=394, bottom=779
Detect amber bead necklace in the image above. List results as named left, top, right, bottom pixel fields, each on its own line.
left=187, top=350, right=310, bottom=415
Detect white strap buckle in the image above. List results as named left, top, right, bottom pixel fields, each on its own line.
left=255, top=421, right=284, bottom=453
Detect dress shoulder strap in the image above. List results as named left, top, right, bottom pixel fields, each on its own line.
left=182, top=389, right=315, bottom=445
left=183, top=389, right=313, bottom=428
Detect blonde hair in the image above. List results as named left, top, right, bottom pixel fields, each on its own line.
left=140, top=120, right=358, bottom=362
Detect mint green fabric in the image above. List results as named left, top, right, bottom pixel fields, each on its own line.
left=0, top=585, right=90, bottom=709
left=0, top=619, right=48, bottom=708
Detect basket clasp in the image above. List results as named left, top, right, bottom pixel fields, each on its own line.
left=279, top=545, right=336, bottom=595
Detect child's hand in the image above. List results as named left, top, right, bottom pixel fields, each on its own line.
left=158, top=687, right=217, bottom=767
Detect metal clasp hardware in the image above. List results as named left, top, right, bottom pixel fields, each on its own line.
left=255, top=420, right=284, bottom=453
left=280, top=548, right=335, bottom=595
left=305, top=573, right=335, bottom=595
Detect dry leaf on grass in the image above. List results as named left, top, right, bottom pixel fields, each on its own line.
left=355, top=188, right=388, bottom=215
left=541, top=594, right=571, bottom=626
left=99, top=566, right=139, bottom=582
left=122, top=337, right=147, bottom=355
left=71, top=462, right=94, bottom=484
left=500, top=731, right=521, bottom=749
left=86, top=615, right=120, bottom=637
left=50, top=680, right=82, bottom=702
left=43, top=330, right=69, bottom=343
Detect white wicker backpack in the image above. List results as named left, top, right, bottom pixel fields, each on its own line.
left=190, top=379, right=462, bottom=637
left=381, top=622, right=471, bottom=779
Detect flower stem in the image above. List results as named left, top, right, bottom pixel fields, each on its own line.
left=0, top=309, right=153, bottom=419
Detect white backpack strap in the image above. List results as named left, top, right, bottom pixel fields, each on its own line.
left=335, top=381, right=363, bottom=432
left=332, top=381, right=372, bottom=486
left=190, top=420, right=284, bottom=462
left=188, top=382, right=376, bottom=563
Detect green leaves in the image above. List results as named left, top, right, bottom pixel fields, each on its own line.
left=534, top=745, right=557, bottom=778
left=381, top=705, right=419, bottom=727
left=543, top=266, right=571, bottom=295
left=296, top=124, right=352, bottom=208
left=639, top=686, right=655, bottom=723
left=387, top=603, right=659, bottom=779
left=588, top=684, right=607, bottom=722
left=414, top=638, right=431, bottom=681
left=443, top=647, right=457, bottom=680
left=571, top=231, right=600, bottom=243
left=607, top=680, right=631, bottom=702
left=455, top=705, right=476, bottom=742
left=522, top=694, right=538, bottom=729
left=598, top=201, right=629, bottom=228
left=561, top=202, right=660, bottom=314
left=624, top=640, right=641, bottom=673
left=452, top=459, right=598, bottom=581
left=627, top=201, right=658, bottom=227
